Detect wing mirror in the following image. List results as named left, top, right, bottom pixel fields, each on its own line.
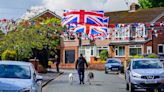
left=127, top=67, right=130, bottom=71
left=36, top=75, right=43, bottom=82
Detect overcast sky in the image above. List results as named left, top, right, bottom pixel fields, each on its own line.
left=0, top=0, right=138, bottom=19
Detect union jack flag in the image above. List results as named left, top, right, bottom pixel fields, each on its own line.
left=103, top=16, right=109, bottom=27
left=69, top=24, right=108, bottom=38
left=62, top=10, right=104, bottom=26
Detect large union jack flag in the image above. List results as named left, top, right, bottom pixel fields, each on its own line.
left=103, top=16, right=109, bottom=27
left=62, top=10, right=104, bottom=26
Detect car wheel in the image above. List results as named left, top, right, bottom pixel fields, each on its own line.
left=126, top=83, right=129, bottom=90
left=129, top=83, right=135, bottom=92
left=105, top=68, right=108, bottom=74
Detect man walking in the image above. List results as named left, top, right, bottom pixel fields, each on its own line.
left=75, top=54, right=88, bottom=84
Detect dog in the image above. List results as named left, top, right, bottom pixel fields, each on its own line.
left=68, top=73, right=74, bottom=85
left=87, top=72, right=94, bottom=85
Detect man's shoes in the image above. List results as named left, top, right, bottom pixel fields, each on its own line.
left=79, top=82, right=81, bottom=85
left=82, top=82, right=85, bottom=84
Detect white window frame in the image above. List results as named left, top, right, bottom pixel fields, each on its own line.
left=96, top=46, right=109, bottom=57
left=158, top=44, right=164, bottom=54
left=79, top=46, right=86, bottom=56
left=129, top=45, right=142, bottom=56
left=115, top=46, right=125, bottom=57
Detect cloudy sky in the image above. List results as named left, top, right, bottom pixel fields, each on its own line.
left=0, top=0, right=138, bottom=19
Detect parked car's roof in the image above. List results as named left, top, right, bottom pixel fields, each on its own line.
left=131, top=58, right=160, bottom=61
left=0, top=61, right=32, bottom=66
left=106, top=58, right=121, bottom=61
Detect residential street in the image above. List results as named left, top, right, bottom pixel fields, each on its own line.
left=43, top=70, right=127, bottom=92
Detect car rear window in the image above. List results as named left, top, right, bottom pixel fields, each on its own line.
left=132, top=60, right=163, bottom=69
left=0, top=64, right=31, bottom=79
left=107, top=60, right=120, bottom=63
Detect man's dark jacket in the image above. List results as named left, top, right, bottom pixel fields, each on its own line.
left=75, top=57, right=88, bottom=69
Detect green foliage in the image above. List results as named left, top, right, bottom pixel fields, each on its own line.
left=1, top=50, right=16, bottom=60
left=132, top=55, right=144, bottom=59
left=100, top=50, right=109, bottom=61
left=147, top=53, right=158, bottom=58
left=127, top=55, right=144, bottom=65
left=0, top=30, right=3, bottom=35
left=0, top=18, right=64, bottom=60
left=139, top=0, right=164, bottom=8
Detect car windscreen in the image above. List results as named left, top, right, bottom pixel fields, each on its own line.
left=107, top=60, right=120, bottom=63
left=132, top=60, right=163, bottom=69
left=0, top=64, right=31, bottom=79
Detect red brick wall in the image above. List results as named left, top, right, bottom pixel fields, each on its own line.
left=144, top=32, right=164, bottom=54
left=60, top=46, right=79, bottom=64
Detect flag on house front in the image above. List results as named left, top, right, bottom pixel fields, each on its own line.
left=62, top=10, right=104, bottom=26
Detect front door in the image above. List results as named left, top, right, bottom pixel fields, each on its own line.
left=65, top=50, right=75, bottom=64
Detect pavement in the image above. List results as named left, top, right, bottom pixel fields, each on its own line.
left=39, top=69, right=63, bottom=87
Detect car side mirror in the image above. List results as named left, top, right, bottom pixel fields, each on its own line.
left=36, top=75, right=43, bottom=82
left=127, top=67, right=130, bottom=71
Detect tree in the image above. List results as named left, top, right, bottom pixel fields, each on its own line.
left=0, top=18, right=64, bottom=60
left=139, top=0, right=164, bottom=8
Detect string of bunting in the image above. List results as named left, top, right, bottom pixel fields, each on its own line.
left=0, top=18, right=163, bottom=40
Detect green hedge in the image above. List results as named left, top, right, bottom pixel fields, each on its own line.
left=147, top=53, right=158, bottom=58
left=1, top=50, right=16, bottom=60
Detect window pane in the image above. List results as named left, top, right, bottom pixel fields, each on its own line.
left=138, top=48, right=142, bottom=55
left=130, top=48, right=135, bottom=56
left=80, top=50, right=85, bottom=55
left=119, top=46, right=125, bottom=56
left=91, top=50, right=93, bottom=55
left=159, top=46, right=163, bottom=53
left=130, top=48, right=142, bottom=56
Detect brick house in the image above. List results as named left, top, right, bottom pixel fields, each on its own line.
left=60, top=34, right=110, bottom=68
left=105, top=4, right=164, bottom=66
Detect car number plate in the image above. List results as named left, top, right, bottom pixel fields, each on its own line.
left=111, top=68, right=118, bottom=71
left=145, top=80, right=157, bottom=84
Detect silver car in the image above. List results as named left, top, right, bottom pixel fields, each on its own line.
left=0, top=61, right=43, bottom=92
left=125, top=58, right=164, bottom=92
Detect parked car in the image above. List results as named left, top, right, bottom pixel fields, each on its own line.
left=125, top=58, right=164, bottom=92
left=0, top=61, right=43, bottom=92
left=104, top=58, right=123, bottom=74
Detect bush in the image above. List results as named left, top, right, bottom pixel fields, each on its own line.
left=132, top=55, right=144, bottom=59
left=127, top=55, right=144, bottom=65
left=147, top=53, right=158, bottom=58
left=1, top=50, right=16, bottom=60
left=99, top=50, right=109, bottom=61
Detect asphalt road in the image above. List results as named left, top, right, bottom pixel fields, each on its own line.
left=43, top=70, right=128, bottom=92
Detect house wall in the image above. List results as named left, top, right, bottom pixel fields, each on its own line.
left=144, top=34, right=164, bottom=54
